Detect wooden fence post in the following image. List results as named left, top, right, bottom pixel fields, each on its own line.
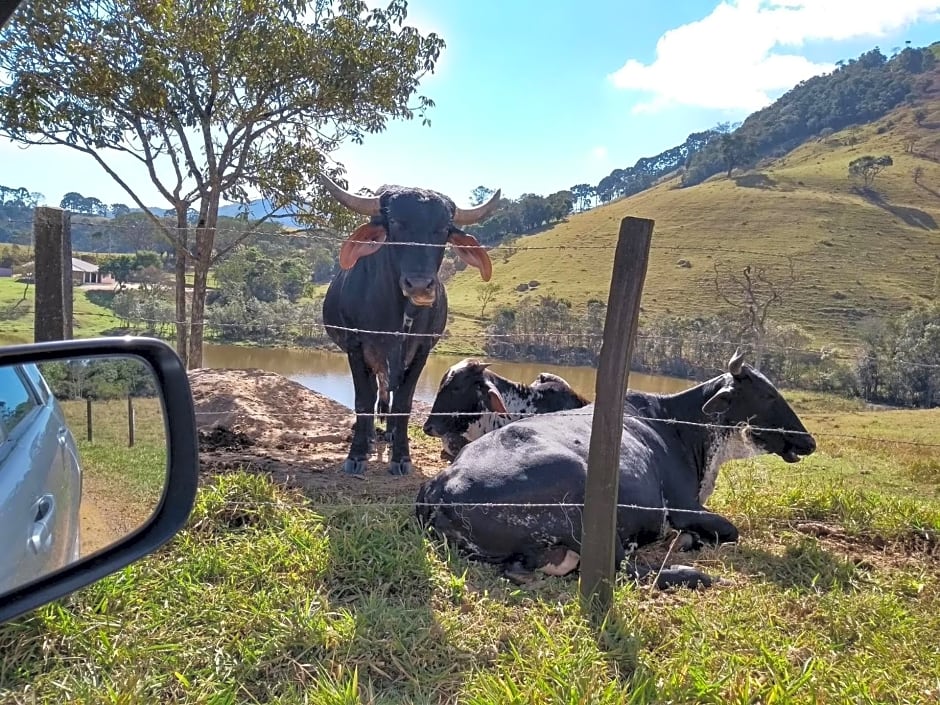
left=86, top=397, right=93, bottom=443
left=579, top=216, right=654, bottom=615
left=127, top=395, right=135, bottom=447
left=33, top=207, right=73, bottom=342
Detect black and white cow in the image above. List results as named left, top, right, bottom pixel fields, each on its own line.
left=415, top=351, right=817, bottom=589
left=421, top=358, right=590, bottom=461
left=320, top=175, right=501, bottom=476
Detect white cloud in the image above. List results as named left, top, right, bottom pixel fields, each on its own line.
left=591, top=146, right=608, bottom=160
left=608, top=0, right=940, bottom=113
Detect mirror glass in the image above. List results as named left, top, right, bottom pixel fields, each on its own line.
left=0, top=354, right=167, bottom=597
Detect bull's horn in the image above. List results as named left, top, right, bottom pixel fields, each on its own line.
left=728, top=348, right=745, bottom=376
left=317, top=173, right=381, bottom=217
left=453, top=189, right=502, bottom=226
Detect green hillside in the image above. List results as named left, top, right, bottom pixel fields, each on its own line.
left=445, top=100, right=940, bottom=351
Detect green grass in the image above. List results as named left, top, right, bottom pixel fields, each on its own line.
left=445, top=100, right=940, bottom=351
left=0, top=278, right=123, bottom=345
left=184, top=271, right=220, bottom=289
left=1, top=404, right=939, bottom=703
left=59, top=396, right=168, bottom=505
left=58, top=396, right=168, bottom=557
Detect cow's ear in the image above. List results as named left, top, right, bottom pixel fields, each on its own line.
left=339, top=222, right=387, bottom=270
left=448, top=229, right=493, bottom=281
left=485, top=384, right=509, bottom=414
left=702, top=386, right=733, bottom=416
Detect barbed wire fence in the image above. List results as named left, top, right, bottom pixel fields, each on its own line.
left=9, top=210, right=940, bottom=594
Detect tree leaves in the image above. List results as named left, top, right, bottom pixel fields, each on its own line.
left=1, top=0, right=444, bottom=366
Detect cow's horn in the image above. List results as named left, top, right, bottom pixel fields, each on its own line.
left=453, top=189, right=502, bottom=225
left=317, top=174, right=381, bottom=217
left=728, top=348, right=745, bottom=376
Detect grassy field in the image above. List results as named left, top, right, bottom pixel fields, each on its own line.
left=59, top=396, right=168, bottom=556
left=0, top=398, right=938, bottom=703
left=0, top=278, right=122, bottom=345
left=445, top=100, right=940, bottom=351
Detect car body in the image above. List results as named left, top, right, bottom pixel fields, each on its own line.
left=0, top=362, right=82, bottom=594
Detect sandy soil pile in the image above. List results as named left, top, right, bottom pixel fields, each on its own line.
left=188, top=368, right=443, bottom=498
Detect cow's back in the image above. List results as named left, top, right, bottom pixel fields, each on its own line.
left=417, top=405, right=668, bottom=563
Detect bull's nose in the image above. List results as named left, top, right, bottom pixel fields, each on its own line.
left=803, top=434, right=817, bottom=454
left=422, top=420, right=438, bottom=436
left=401, top=274, right=436, bottom=294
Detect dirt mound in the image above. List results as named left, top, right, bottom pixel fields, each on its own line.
left=198, top=426, right=255, bottom=452
left=188, top=368, right=444, bottom=499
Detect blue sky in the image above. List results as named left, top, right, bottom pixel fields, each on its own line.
left=1, top=0, right=939, bottom=211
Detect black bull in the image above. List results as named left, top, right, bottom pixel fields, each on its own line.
left=415, top=353, right=817, bottom=589
left=320, top=175, right=502, bottom=476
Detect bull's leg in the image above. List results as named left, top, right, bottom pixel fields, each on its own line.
left=344, top=348, right=378, bottom=476
left=667, top=508, right=739, bottom=547
left=386, top=347, right=430, bottom=476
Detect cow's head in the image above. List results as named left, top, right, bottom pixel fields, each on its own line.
left=701, top=350, right=817, bottom=463
left=422, top=358, right=508, bottom=442
left=319, top=175, right=501, bottom=307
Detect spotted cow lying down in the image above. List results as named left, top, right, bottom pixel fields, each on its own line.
left=421, top=358, right=590, bottom=460
left=416, top=352, right=817, bottom=590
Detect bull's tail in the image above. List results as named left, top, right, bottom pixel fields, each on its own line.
left=628, top=562, right=716, bottom=591
left=376, top=372, right=391, bottom=424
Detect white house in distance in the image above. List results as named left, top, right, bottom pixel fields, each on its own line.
left=69, top=257, right=107, bottom=285
left=13, top=257, right=114, bottom=286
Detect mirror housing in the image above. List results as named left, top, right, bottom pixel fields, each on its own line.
left=0, top=337, right=198, bottom=624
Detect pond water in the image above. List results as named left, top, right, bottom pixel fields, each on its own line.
left=203, top=343, right=694, bottom=409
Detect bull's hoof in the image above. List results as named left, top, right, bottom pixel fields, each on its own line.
left=675, top=532, right=701, bottom=552
left=342, top=458, right=367, bottom=476
left=654, top=565, right=715, bottom=591
left=388, top=458, right=413, bottom=476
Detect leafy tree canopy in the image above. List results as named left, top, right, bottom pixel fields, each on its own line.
left=0, top=0, right=444, bottom=367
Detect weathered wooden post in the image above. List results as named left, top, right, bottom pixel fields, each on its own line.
left=33, top=207, right=73, bottom=342
left=579, top=216, right=654, bottom=615
left=86, top=397, right=93, bottom=443
left=127, top=395, right=136, bottom=447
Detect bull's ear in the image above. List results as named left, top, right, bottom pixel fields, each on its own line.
left=448, top=229, right=493, bottom=281
left=702, top=386, right=733, bottom=416
left=485, top=384, right=509, bottom=414
left=339, top=222, right=387, bottom=270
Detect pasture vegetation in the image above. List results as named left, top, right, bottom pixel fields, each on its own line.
left=58, top=396, right=167, bottom=508
left=445, top=101, right=940, bottom=351
left=1, top=397, right=939, bottom=704
left=0, top=278, right=121, bottom=345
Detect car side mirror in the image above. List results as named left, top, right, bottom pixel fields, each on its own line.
left=0, top=336, right=198, bottom=624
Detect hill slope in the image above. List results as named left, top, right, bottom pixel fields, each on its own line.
left=445, top=101, right=940, bottom=350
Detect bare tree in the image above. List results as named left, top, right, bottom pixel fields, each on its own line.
left=713, top=259, right=796, bottom=370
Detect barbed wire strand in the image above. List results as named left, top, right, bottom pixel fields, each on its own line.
left=5, top=217, right=940, bottom=265
left=191, top=408, right=940, bottom=449
left=60, top=310, right=940, bottom=370
left=192, top=498, right=940, bottom=534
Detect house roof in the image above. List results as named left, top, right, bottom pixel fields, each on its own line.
left=18, top=257, right=100, bottom=274
left=70, top=258, right=99, bottom=273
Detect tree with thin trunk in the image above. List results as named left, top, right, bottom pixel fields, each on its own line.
left=477, top=281, right=502, bottom=319
left=0, top=0, right=444, bottom=367
left=713, top=259, right=796, bottom=370
left=848, top=155, right=893, bottom=189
